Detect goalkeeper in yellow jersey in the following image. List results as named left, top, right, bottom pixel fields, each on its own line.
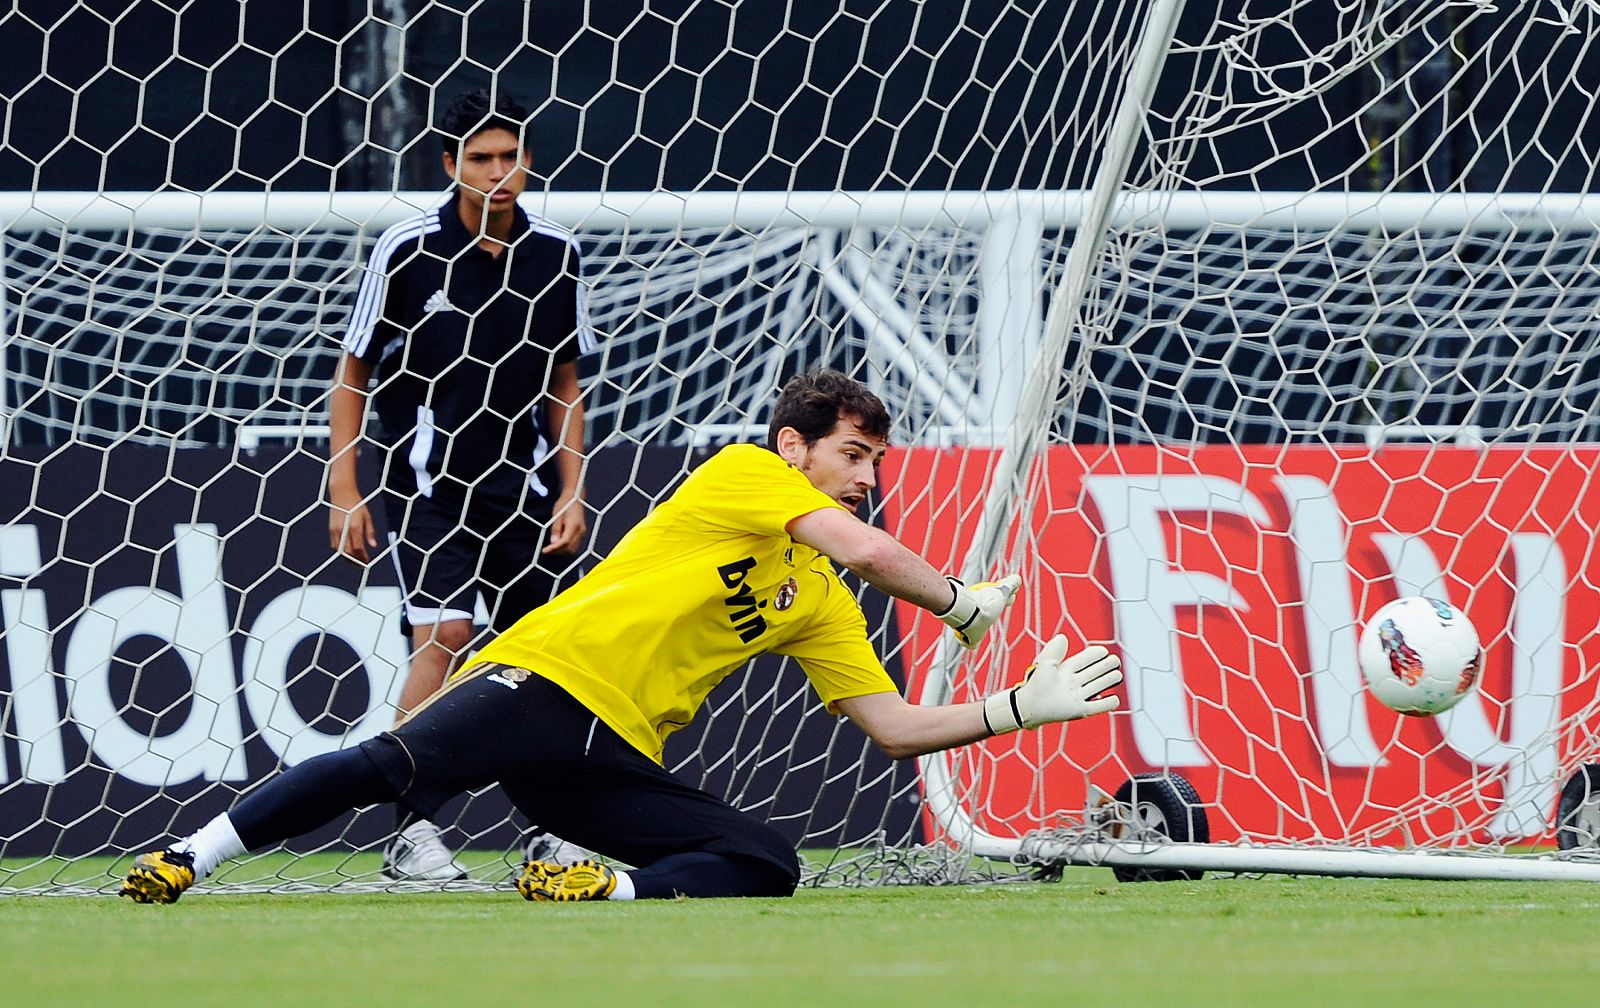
left=120, top=369, right=1123, bottom=903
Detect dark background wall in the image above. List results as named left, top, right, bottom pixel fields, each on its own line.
left=2, top=0, right=1594, bottom=197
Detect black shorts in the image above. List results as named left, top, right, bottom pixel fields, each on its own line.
left=381, top=489, right=574, bottom=635
left=358, top=665, right=800, bottom=883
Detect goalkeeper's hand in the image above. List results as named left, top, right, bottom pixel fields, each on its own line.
left=937, top=574, right=1022, bottom=649
left=982, top=635, right=1123, bottom=734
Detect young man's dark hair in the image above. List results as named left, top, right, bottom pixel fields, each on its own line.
left=437, top=88, right=532, bottom=153
left=767, top=368, right=892, bottom=449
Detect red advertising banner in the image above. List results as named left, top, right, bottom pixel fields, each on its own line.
left=881, top=444, right=1600, bottom=846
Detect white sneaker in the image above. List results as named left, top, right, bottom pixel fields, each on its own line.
left=382, top=819, right=469, bottom=882
left=522, top=830, right=589, bottom=867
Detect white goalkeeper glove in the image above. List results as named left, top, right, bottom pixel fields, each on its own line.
left=937, top=574, right=1022, bottom=649
left=982, top=635, right=1123, bottom=735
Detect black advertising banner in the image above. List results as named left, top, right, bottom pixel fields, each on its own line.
left=0, top=444, right=916, bottom=857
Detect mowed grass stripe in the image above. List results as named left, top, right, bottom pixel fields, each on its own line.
left=4, top=863, right=1599, bottom=1007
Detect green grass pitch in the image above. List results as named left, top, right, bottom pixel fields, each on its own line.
left=5, top=854, right=1599, bottom=1007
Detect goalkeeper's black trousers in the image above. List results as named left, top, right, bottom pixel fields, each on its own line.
left=227, top=665, right=800, bottom=899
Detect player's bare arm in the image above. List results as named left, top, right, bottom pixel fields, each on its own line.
left=781, top=416, right=1022, bottom=648
left=832, top=691, right=992, bottom=760
left=789, top=506, right=954, bottom=611
left=836, top=636, right=1123, bottom=760
left=327, top=352, right=377, bottom=562
left=542, top=359, right=587, bottom=556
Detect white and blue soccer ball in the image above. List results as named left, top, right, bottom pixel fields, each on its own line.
left=1358, top=596, right=1483, bottom=717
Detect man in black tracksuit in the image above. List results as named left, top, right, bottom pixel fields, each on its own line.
left=326, top=89, right=593, bottom=879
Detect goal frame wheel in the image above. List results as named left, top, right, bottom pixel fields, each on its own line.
left=1108, top=772, right=1210, bottom=883
left=1556, top=764, right=1600, bottom=852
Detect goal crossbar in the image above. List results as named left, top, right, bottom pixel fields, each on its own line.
left=6, top=190, right=1600, bottom=234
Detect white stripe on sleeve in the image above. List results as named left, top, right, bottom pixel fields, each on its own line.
left=527, top=214, right=596, bottom=354
left=343, top=211, right=442, bottom=359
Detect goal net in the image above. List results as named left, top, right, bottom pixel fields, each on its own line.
left=4, top=1, right=1600, bottom=893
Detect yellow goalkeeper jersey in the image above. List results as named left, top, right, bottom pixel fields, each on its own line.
left=465, top=443, right=899, bottom=763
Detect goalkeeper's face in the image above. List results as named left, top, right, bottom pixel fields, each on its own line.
left=781, top=416, right=887, bottom=514
left=445, top=126, right=530, bottom=216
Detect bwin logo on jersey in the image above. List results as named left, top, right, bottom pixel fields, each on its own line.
left=717, top=556, right=768, bottom=643
left=423, top=289, right=456, bottom=314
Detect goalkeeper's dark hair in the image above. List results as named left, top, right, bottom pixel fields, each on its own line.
left=767, top=369, right=891, bottom=449
left=437, top=88, right=532, bottom=154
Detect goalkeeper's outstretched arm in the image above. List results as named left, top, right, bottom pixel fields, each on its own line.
left=833, top=636, right=1123, bottom=761
left=789, top=506, right=1021, bottom=649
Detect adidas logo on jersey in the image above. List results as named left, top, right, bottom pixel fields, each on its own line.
left=423, top=289, right=456, bottom=314
left=486, top=666, right=531, bottom=690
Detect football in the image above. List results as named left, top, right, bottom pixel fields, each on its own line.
left=1357, top=596, right=1483, bottom=717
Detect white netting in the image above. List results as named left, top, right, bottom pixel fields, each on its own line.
left=907, top=0, right=1600, bottom=878
left=5, top=0, right=1600, bottom=893
left=1, top=218, right=999, bottom=449
left=1073, top=223, right=1600, bottom=444
left=3, top=228, right=356, bottom=446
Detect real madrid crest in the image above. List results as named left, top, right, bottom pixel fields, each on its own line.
left=774, top=576, right=798, bottom=611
